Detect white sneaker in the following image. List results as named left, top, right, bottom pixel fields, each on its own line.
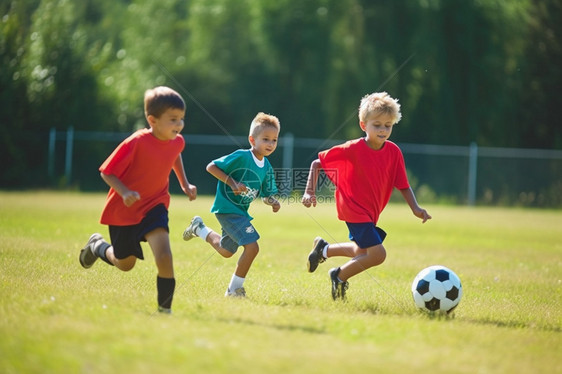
left=183, top=216, right=204, bottom=241
left=225, top=287, right=246, bottom=297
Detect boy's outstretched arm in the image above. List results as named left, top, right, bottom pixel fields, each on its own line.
left=399, top=187, right=432, bottom=223
left=206, top=162, right=247, bottom=195
left=301, top=159, right=322, bottom=208
left=100, top=172, right=140, bottom=207
left=173, top=155, right=197, bottom=200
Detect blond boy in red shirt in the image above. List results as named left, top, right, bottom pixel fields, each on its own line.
left=302, top=92, right=431, bottom=300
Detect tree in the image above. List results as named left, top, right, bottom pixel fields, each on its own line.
left=0, top=1, right=41, bottom=186
left=517, top=0, right=562, bottom=149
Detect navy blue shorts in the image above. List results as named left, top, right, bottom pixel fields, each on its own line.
left=108, top=204, right=169, bottom=260
left=345, top=222, right=387, bottom=249
left=215, top=213, right=260, bottom=254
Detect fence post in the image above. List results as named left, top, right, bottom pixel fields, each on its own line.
left=48, top=128, right=56, bottom=179
left=468, top=142, right=478, bottom=206
left=282, top=132, right=294, bottom=194
left=65, top=126, right=74, bottom=185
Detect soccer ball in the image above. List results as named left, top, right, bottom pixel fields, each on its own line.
left=411, top=265, right=462, bottom=314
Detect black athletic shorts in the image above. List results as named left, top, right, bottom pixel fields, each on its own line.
left=108, top=204, right=169, bottom=260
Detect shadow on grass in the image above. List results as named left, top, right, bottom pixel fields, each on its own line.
left=462, top=316, right=561, bottom=333
left=213, top=315, right=328, bottom=335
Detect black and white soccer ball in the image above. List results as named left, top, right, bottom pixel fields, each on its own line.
left=412, top=265, right=462, bottom=314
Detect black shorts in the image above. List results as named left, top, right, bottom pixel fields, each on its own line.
left=108, top=204, right=169, bottom=260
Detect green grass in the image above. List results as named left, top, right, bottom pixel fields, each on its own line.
left=0, top=191, right=560, bottom=373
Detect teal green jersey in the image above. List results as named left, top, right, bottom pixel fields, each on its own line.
left=210, top=149, right=278, bottom=218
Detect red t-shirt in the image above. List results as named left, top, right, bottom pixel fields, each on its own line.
left=319, top=138, right=409, bottom=224
left=99, top=128, right=185, bottom=226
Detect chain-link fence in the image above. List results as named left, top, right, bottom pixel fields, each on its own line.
left=47, top=128, right=562, bottom=207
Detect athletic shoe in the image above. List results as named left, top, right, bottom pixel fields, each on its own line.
left=183, top=216, right=204, bottom=241
left=79, top=233, right=103, bottom=269
left=225, top=287, right=246, bottom=297
left=307, top=236, right=328, bottom=273
left=329, top=267, right=349, bottom=300
left=158, top=306, right=172, bottom=314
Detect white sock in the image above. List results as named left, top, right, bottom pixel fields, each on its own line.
left=322, top=244, right=329, bottom=259
left=228, top=274, right=245, bottom=292
left=195, top=226, right=211, bottom=241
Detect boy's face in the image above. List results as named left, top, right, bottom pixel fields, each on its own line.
left=360, top=113, right=395, bottom=150
left=148, top=108, right=185, bottom=141
left=249, top=126, right=279, bottom=160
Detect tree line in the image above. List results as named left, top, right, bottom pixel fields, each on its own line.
left=1, top=0, right=560, bottom=191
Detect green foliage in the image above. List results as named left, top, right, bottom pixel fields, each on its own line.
left=517, top=0, right=562, bottom=148
left=1, top=0, right=561, bottom=192
left=1, top=0, right=119, bottom=187
left=0, top=1, right=40, bottom=187
left=0, top=191, right=560, bottom=373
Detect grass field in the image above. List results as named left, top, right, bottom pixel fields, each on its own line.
left=0, top=191, right=560, bottom=373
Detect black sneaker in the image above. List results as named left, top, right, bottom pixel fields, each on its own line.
left=307, top=237, right=328, bottom=273
left=329, top=267, right=349, bottom=300
left=79, top=233, right=103, bottom=269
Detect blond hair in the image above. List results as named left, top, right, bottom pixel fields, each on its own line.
left=358, top=92, right=402, bottom=123
left=249, top=112, right=281, bottom=137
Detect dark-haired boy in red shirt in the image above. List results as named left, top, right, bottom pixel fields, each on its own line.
left=79, top=86, right=197, bottom=313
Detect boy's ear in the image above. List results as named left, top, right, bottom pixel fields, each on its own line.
left=248, top=135, right=255, bottom=146
left=146, top=114, right=157, bottom=127
left=359, top=121, right=367, bottom=131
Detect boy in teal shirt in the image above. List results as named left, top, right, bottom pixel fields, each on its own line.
left=183, top=112, right=281, bottom=297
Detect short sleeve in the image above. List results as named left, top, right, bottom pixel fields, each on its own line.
left=99, top=139, right=133, bottom=176
left=260, top=163, right=278, bottom=197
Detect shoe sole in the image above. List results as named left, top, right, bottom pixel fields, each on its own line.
left=79, top=233, right=102, bottom=269
left=225, top=288, right=246, bottom=297
left=329, top=267, right=348, bottom=301
left=329, top=268, right=339, bottom=300
left=307, top=237, right=325, bottom=273
left=183, top=216, right=203, bottom=241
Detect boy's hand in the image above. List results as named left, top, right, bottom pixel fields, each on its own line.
left=122, top=190, right=141, bottom=207
left=301, top=193, right=317, bottom=208
left=184, top=183, right=197, bottom=201
left=263, top=196, right=281, bottom=213
left=413, top=207, right=432, bottom=223
left=229, top=180, right=248, bottom=195
left=271, top=201, right=281, bottom=212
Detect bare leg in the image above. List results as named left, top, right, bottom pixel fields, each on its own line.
left=145, top=227, right=174, bottom=278
left=338, top=244, right=386, bottom=281
left=326, top=241, right=366, bottom=258
left=205, top=230, right=235, bottom=258
left=106, top=246, right=136, bottom=271
left=145, top=228, right=176, bottom=310
left=234, top=242, right=259, bottom=278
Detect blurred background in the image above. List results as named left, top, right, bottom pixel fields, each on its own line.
left=1, top=0, right=561, bottom=206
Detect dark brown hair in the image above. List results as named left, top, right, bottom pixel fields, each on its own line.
left=144, top=86, right=185, bottom=118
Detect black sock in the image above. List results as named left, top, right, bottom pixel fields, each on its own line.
left=94, top=241, right=113, bottom=266
left=157, top=276, right=176, bottom=309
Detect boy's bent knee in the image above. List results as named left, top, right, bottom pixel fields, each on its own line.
left=367, top=245, right=386, bottom=266
left=115, top=256, right=136, bottom=271
left=243, top=242, right=259, bottom=256
left=116, top=262, right=135, bottom=272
